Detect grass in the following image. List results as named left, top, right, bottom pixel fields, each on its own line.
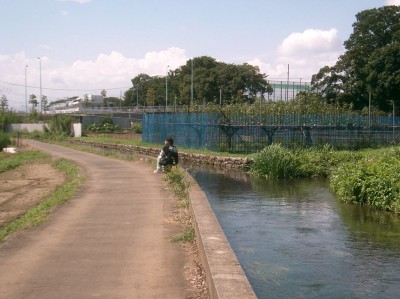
left=164, top=167, right=196, bottom=243
left=0, top=150, right=49, bottom=173
left=0, top=157, right=85, bottom=243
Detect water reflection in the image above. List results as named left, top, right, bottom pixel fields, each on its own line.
left=189, top=166, right=400, bottom=299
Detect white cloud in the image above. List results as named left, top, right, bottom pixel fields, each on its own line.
left=0, top=48, right=187, bottom=110
left=249, top=28, right=344, bottom=82
left=385, top=0, right=400, bottom=5
left=60, top=10, right=69, bottom=16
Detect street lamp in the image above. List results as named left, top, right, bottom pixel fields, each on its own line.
left=165, top=65, right=170, bottom=111
left=37, top=57, right=42, bottom=113
left=25, top=65, right=28, bottom=113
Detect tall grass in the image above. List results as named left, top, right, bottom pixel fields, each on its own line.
left=250, top=144, right=363, bottom=179
left=330, top=149, right=400, bottom=213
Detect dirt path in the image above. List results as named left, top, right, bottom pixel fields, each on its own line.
left=0, top=140, right=190, bottom=298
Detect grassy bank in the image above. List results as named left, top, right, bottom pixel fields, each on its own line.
left=250, top=144, right=400, bottom=213
left=0, top=155, right=85, bottom=242
left=164, top=168, right=195, bottom=243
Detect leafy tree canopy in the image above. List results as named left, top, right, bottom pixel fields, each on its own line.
left=124, top=56, right=271, bottom=107
left=312, top=6, right=400, bottom=111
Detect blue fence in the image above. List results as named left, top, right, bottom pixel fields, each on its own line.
left=142, top=112, right=400, bottom=152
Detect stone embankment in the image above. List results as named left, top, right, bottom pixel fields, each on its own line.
left=68, top=140, right=253, bottom=170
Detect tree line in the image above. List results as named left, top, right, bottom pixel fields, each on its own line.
left=123, top=56, right=272, bottom=107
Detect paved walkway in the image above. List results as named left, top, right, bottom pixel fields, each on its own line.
left=0, top=140, right=188, bottom=299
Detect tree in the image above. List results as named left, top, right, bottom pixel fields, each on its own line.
left=0, top=95, right=8, bottom=112
left=125, top=56, right=272, bottom=107
left=29, top=94, right=38, bottom=111
left=312, top=6, right=400, bottom=111
left=145, top=88, right=155, bottom=106
left=101, top=89, right=107, bottom=97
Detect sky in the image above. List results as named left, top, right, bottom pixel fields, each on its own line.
left=1, top=0, right=400, bottom=110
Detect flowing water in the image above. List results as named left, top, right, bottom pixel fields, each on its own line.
left=190, top=168, right=400, bottom=299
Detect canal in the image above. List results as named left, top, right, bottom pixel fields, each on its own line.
left=190, top=167, right=400, bottom=298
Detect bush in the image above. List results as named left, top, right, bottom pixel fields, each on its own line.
left=48, top=115, right=74, bottom=136
left=330, top=152, right=400, bottom=213
left=85, top=122, right=123, bottom=134
left=250, top=144, right=302, bottom=179
left=0, top=133, right=11, bottom=150
left=132, top=122, right=142, bottom=134
left=250, top=144, right=361, bottom=179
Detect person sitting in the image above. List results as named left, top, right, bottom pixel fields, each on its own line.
left=154, top=137, right=178, bottom=173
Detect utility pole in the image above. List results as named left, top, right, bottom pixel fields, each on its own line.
left=166, top=65, right=169, bottom=112
left=38, top=57, right=42, bottom=113
left=25, top=65, right=28, bottom=113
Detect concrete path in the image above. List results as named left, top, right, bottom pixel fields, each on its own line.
left=0, top=140, right=188, bottom=299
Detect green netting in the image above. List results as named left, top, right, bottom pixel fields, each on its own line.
left=142, top=112, right=400, bottom=153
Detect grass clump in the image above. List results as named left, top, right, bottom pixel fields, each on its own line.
left=330, top=149, right=400, bottom=213
left=0, top=158, right=85, bottom=242
left=164, top=167, right=196, bottom=243
left=170, top=227, right=195, bottom=243
left=164, top=167, right=191, bottom=208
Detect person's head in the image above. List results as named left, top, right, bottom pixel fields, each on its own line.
left=165, top=137, right=174, bottom=146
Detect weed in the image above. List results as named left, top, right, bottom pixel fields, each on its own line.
left=171, top=227, right=195, bottom=243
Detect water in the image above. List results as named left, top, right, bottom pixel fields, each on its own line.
left=190, top=168, right=400, bottom=299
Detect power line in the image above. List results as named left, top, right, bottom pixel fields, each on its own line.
left=0, top=80, right=131, bottom=92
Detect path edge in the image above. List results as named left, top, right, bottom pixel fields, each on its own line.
left=184, top=171, right=257, bottom=299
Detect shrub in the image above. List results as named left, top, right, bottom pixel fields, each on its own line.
left=48, top=115, right=74, bottom=136
left=330, top=152, right=400, bottom=213
left=250, top=144, right=302, bottom=179
left=132, top=122, right=142, bottom=134
left=0, top=133, right=11, bottom=150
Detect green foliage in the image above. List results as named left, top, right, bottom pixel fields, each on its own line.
left=132, top=122, right=142, bottom=134
left=0, top=158, right=84, bottom=242
left=171, top=227, right=195, bottom=243
left=250, top=144, right=302, bottom=179
left=124, top=56, right=271, bottom=106
left=85, top=116, right=123, bottom=134
left=0, top=133, right=11, bottom=150
left=312, top=6, right=400, bottom=111
left=85, top=122, right=122, bottom=134
left=330, top=150, right=400, bottom=213
left=164, top=167, right=191, bottom=208
left=47, top=115, right=74, bottom=136
left=250, top=144, right=362, bottom=179
left=0, top=112, right=23, bottom=132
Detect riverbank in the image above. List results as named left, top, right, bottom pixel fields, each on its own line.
left=68, top=137, right=400, bottom=214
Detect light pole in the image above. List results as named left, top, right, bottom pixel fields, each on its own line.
left=37, top=57, right=42, bottom=113
left=25, top=65, right=28, bottom=113
left=165, top=65, right=169, bottom=111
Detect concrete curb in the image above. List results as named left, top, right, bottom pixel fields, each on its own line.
left=185, top=172, right=257, bottom=299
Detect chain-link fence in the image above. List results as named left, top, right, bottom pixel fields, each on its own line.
left=142, top=112, right=400, bottom=153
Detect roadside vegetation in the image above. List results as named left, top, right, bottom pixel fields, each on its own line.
left=0, top=152, right=84, bottom=242
left=164, top=167, right=195, bottom=243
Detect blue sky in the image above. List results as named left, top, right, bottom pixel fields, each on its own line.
left=0, top=0, right=399, bottom=110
